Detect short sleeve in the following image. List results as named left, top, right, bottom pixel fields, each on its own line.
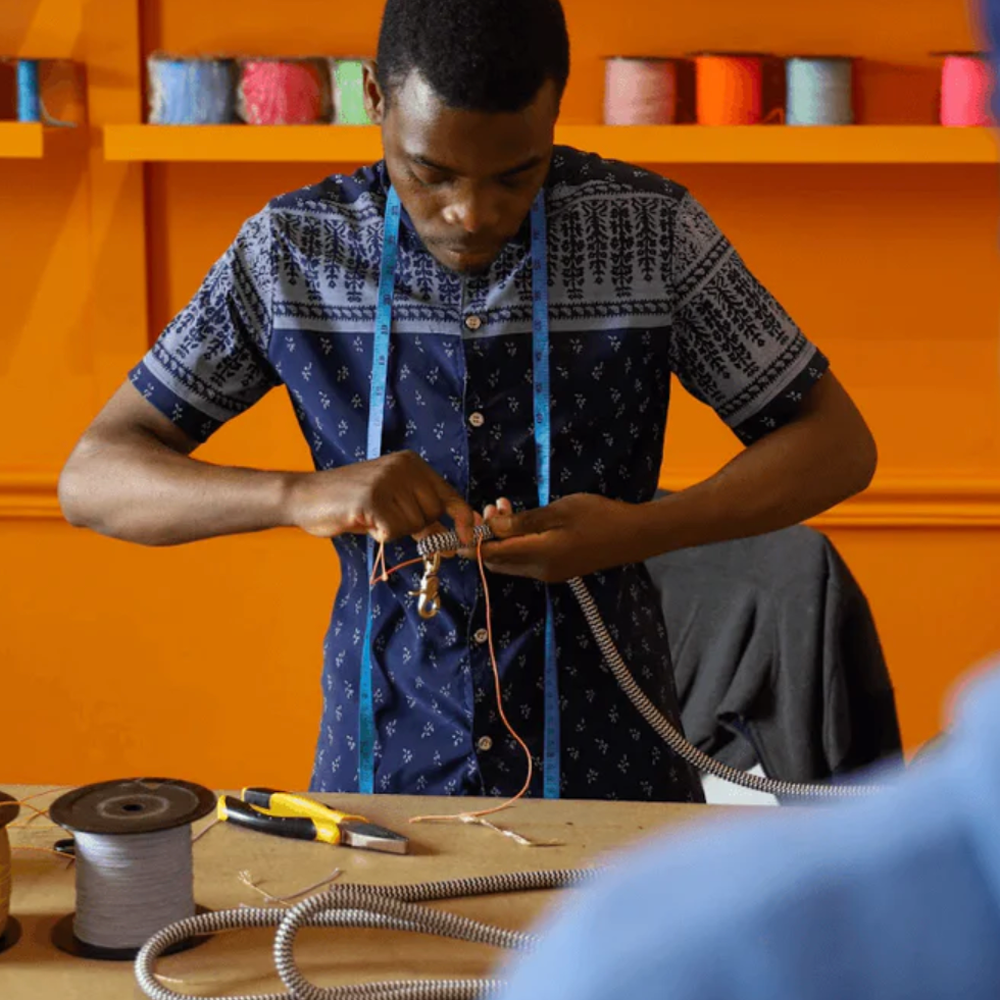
left=668, top=193, right=829, bottom=445
left=128, top=208, right=280, bottom=443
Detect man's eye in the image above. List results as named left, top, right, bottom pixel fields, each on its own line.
left=410, top=167, right=451, bottom=188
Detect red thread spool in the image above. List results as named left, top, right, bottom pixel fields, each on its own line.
left=603, top=58, right=678, bottom=125
left=238, top=59, right=328, bottom=125
left=694, top=53, right=765, bottom=125
left=937, top=53, right=994, bottom=127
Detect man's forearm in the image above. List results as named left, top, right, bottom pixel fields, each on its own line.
left=58, top=428, right=297, bottom=546
left=631, top=373, right=877, bottom=560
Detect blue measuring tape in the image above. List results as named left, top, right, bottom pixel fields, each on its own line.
left=361, top=187, right=560, bottom=798
left=359, top=185, right=402, bottom=794
left=529, top=194, right=561, bottom=800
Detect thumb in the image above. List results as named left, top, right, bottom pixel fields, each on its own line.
left=489, top=507, right=551, bottom=539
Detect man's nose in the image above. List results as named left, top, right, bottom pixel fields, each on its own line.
left=442, top=187, right=503, bottom=234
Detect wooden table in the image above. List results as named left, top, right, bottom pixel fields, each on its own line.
left=0, top=785, right=732, bottom=999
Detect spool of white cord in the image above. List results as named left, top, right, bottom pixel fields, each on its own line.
left=49, top=778, right=214, bottom=960
left=0, top=791, right=20, bottom=954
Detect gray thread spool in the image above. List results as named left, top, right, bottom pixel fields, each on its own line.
left=49, top=778, right=214, bottom=961
left=74, top=827, right=195, bottom=950
left=786, top=56, right=854, bottom=125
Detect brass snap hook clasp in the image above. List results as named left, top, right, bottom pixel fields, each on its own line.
left=409, top=551, right=442, bottom=619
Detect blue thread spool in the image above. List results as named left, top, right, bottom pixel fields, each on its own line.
left=17, top=60, right=40, bottom=122
left=786, top=56, right=854, bottom=126
left=147, top=56, right=236, bottom=125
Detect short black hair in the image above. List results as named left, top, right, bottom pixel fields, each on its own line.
left=376, top=0, right=570, bottom=113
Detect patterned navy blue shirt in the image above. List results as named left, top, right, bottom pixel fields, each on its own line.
left=130, top=146, right=828, bottom=802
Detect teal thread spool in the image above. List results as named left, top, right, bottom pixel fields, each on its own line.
left=786, top=56, right=854, bottom=125
left=17, top=60, right=40, bottom=122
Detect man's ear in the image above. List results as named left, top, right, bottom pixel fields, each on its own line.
left=362, top=60, right=386, bottom=125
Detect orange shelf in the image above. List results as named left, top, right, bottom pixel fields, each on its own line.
left=0, top=123, right=44, bottom=159
left=101, top=123, right=1000, bottom=165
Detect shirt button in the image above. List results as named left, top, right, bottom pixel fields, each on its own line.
left=464, top=314, right=483, bottom=331
left=473, top=628, right=489, bottom=645
left=477, top=736, right=493, bottom=752
left=469, top=412, right=485, bottom=428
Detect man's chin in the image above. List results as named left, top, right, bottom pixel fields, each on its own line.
left=430, top=246, right=498, bottom=275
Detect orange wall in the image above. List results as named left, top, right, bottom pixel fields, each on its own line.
left=2, top=0, right=1000, bottom=789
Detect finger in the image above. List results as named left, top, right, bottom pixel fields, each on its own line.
left=481, top=538, right=545, bottom=580
left=437, top=485, right=475, bottom=547
left=488, top=505, right=554, bottom=540
left=485, top=498, right=513, bottom=540
left=481, top=503, right=498, bottom=540
left=379, top=494, right=429, bottom=542
left=457, top=512, right=484, bottom=560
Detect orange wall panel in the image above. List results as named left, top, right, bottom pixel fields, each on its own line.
left=2, top=0, right=999, bottom=788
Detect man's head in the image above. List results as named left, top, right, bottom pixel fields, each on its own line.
left=363, top=0, right=570, bottom=274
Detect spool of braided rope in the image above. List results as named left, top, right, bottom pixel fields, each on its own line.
left=238, top=58, right=329, bottom=125
left=0, top=791, right=20, bottom=954
left=328, top=59, right=372, bottom=124
left=147, top=55, right=236, bottom=125
left=693, top=52, right=766, bottom=125
left=935, top=52, right=995, bottom=127
left=603, top=57, right=679, bottom=125
left=49, top=778, right=214, bottom=960
left=785, top=56, right=854, bottom=125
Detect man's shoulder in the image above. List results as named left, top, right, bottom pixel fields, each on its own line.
left=549, top=145, right=689, bottom=207
left=266, top=162, right=387, bottom=225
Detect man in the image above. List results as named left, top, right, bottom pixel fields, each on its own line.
left=58, top=0, right=875, bottom=801
left=497, top=5, right=1000, bottom=998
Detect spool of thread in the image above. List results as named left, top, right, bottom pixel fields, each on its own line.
left=49, top=778, right=214, bottom=960
left=603, top=57, right=678, bottom=125
left=938, top=53, right=994, bottom=127
left=329, top=59, right=371, bottom=124
left=238, top=58, right=329, bottom=125
left=16, top=59, right=40, bottom=123
left=694, top=53, right=765, bottom=125
left=785, top=56, right=854, bottom=126
left=147, top=56, right=236, bottom=125
left=0, top=791, right=20, bottom=954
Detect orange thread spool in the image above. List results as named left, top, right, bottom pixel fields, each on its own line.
left=695, top=53, right=765, bottom=125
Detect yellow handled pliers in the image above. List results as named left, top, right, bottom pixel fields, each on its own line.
left=217, top=787, right=408, bottom=854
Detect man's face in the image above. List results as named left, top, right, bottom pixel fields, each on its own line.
left=364, top=66, right=559, bottom=274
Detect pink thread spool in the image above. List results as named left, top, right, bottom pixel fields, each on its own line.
left=938, top=52, right=994, bottom=127
left=604, top=58, right=678, bottom=125
left=238, top=58, right=328, bottom=125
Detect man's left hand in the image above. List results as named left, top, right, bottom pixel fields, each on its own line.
left=473, top=494, right=643, bottom=582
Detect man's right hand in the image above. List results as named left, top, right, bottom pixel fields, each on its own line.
left=284, top=451, right=475, bottom=546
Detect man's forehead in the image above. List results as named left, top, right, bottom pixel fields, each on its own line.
left=388, top=71, right=558, bottom=176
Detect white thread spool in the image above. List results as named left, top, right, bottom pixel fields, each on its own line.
left=0, top=792, right=19, bottom=953
left=49, top=778, right=214, bottom=960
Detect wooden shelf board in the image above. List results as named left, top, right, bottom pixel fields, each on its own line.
left=0, top=123, right=44, bottom=159
left=102, top=124, right=1000, bottom=165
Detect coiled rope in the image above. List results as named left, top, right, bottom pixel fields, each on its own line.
left=416, top=524, right=878, bottom=800
left=135, top=870, right=595, bottom=1000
